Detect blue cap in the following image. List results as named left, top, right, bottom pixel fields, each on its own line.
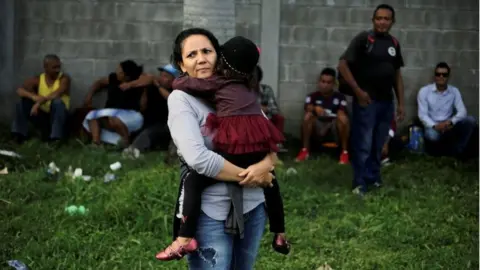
left=158, top=64, right=180, bottom=78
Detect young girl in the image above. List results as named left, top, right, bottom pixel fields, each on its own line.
left=156, top=36, right=290, bottom=261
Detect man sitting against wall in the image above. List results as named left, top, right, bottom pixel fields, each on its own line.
left=11, top=54, right=70, bottom=144
left=417, top=62, right=477, bottom=158
left=295, top=68, right=350, bottom=164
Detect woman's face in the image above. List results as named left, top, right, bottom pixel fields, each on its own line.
left=115, top=65, right=126, bottom=82
left=180, top=34, right=217, bottom=79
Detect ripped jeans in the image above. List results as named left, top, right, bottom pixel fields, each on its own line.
left=187, top=203, right=267, bottom=270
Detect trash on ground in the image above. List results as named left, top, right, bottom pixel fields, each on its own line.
left=73, top=168, right=83, bottom=178
left=316, top=263, right=334, bottom=270
left=286, top=167, right=297, bottom=176
left=45, top=162, right=60, bottom=180
left=0, top=167, right=8, bottom=174
left=65, top=205, right=88, bottom=215
left=81, top=175, right=92, bottom=181
left=104, top=173, right=116, bottom=183
left=0, top=149, right=22, bottom=158
left=122, top=147, right=140, bottom=159
left=110, top=161, right=122, bottom=171
left=7, top=260, right=28, bottom=270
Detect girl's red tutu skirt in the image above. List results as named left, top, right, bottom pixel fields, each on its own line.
left=205, top=114, right=285, bottom=154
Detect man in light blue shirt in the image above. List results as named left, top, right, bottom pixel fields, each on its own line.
left=417, top=62, right=477, bottom=156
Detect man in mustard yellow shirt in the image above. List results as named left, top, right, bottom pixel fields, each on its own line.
left=11, top=54, right=71, bottom=143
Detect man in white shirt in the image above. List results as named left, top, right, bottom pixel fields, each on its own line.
left=417, top=62, right=477, bottom=156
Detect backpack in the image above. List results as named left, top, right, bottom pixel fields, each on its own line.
left=337, top=30, right=399, bottom=96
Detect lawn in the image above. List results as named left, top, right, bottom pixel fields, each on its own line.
left=0, top=139, right=478, bottom=270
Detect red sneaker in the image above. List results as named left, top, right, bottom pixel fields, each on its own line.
left=339, top=151, right=349, bottom=164
left=295, top=148, right=309, bottom=162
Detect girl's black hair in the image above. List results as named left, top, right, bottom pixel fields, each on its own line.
left=120, top=60, right=143, bottom=81
left=171, top=28, right=221, bottom=72
left=215, top=55, right=258, bottom=91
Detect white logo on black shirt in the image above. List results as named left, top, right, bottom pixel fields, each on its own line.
left=388, top=47, right=396, bottom=56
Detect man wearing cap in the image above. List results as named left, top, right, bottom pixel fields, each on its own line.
left=120, top=64, right=180, bottom=153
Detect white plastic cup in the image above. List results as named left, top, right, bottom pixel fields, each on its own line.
left=110, top=162, right=122, bottom=171
left=73, top=168, right=83, bottom=177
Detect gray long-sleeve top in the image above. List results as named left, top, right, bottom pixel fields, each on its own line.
left=167, top=90, right=265, bottom=221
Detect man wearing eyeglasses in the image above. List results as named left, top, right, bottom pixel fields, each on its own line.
left=417, top=62, right=477, bottom=157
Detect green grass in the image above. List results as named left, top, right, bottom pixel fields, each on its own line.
left=0, top=139, right=478, bottom=269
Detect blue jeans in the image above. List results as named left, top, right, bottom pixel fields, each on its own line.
left=424, top=116, right=477, bottom=155
left=11, top=97, right=68, bottom=140
left=187, top=204, right=267, bottom=270
left=351, top=100, right=394, bottom=192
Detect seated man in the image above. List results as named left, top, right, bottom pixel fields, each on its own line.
left=255, top=65, right=287, bottom=152
left=11, top=54, right=70, bottom=143
left=295, top=68, right=350, bottom=164
left=119, top=64, right=180, bottom=153
left=417, top=62, right=477, bottom=157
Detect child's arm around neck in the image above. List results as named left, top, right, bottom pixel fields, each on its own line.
left=172, top=74, right=226, bottom=98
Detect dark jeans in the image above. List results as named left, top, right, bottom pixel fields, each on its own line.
left=351, top=100, right=394, bottom=192
left=130, top=123, right=171, bottom=151
left=424, top=116, right=477, bottom=156
left=11, top=97, right=68, bottom=140
left=178, top=151, right=285, bottom=238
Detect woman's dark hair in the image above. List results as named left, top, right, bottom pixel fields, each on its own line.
left=120, top=60, right=143, bottom=81
left=171, top=28, right=221, bottom=71
left=373, top=4, right=395, bottom=22
left=215, top=56, right=258, bottom=91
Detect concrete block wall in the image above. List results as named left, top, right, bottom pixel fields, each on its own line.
left=4, top=0, right=261, bottom=118
left=278, top=0, right=479, bottom=136
left=14, top=0, right=185, bottom=110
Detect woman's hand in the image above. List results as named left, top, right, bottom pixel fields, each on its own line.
left=238, top=157, right=275, bottom=188
left=239, top=171, right=274, bottom=188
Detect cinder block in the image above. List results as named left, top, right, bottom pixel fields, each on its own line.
left=458, top=51, right=479, bottom=70
left=94, top=60, right=119, bottom=76
left=310, top=42, right=349, bottom=66
left=280, top=5, right=310, bottom=25
left=402, top=67, right=433, bottom=94
left=116, top=2, right=183, bottom=22
left=109, top=42, right=153, bottom=60
left=92, top=2, right=117, bottom=21
left=441, top=31, right=478, bottom=50
left=150, top=23, right=184, bottom=42
left=420, top=50, right=459, bottom=68
left=402, top=30, right=442, bottom=50
left=328, top=27, right=365, bottom=44
left=236, top=0, right=261, bottom=4
left=59, top=23, right=97, bottom=41
left=279, top=45, right=313, bottom=64
left=62, top=59, right=95, bottom=78
left=236, top=4, right=261, bottom=25
left=278, top=82, right=306, bottom=102
left=151, top=42, right=175, bottom=62
left=281, top=0, right=366, bottom=6
left=309, top=7, right=349, bottom=27
left=395, top=9, right=426, bottom=28
left=366, top=0, right=406, bottom=8
left=444, top=0, right=479, bottom=10
left=288, top=63, right=326, bottom=83
left=401, top=49, right=424, bottom=68
left=348, top=8, right=374, bottom=25
left=282, top=26, right=328, bottom=45
left=405, top=0, right=446, bottom=9
left=425, top=11, right=478, bottom=31
left=235, top=24, right=261, bottom=44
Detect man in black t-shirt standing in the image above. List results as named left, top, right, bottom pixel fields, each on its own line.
left=338, top=4, right=405, bottom=196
